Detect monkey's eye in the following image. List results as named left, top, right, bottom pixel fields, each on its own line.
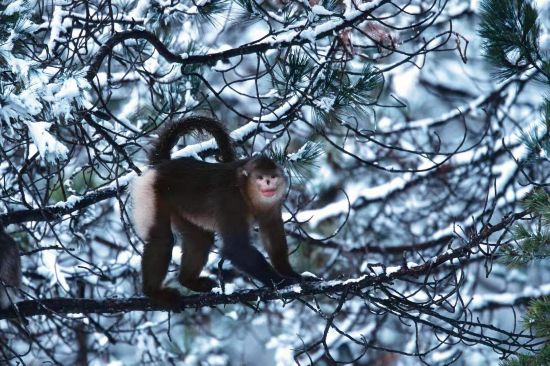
left=257, top=175, right=263, bottom=180
left=271, top=175, right=276, bottom=179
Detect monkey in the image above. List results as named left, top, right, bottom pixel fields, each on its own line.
left=0, top=224, right=22, bottom=309
left=131, top=116, right=308, bottom=303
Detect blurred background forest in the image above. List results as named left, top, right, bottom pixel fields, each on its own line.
left=1, top=0, right=550, bottom=365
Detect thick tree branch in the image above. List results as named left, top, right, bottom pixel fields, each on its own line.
left=1, top=281, right=349, bottom=319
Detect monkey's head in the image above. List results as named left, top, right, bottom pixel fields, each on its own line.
left=240, top=156, right=288, bottom=210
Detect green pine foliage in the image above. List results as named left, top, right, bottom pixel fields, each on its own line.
left=525, top=298, right=550, bottom=338
left=503, top=298, right=550, bottom=366
left=502, top=190, right=550, bottom=266
left=480, top=1, right=550, bottom=365
left=0, top=2, right=37, bottom=72
left=479, top=0, right=542, bottom=80
left=272, top=50, right=315, bottom=93
left=503, top=345, right=550, bottom=366
left=285, top=141, right=324, bottom=183
left=499, top=210, right=550, bottom=366
left=270, top=141, right=324, bottom=184
left=310, top=64, right=383, bottom=127
left=194, top=0, right=230, bottom=25
left=270, top=48, right=382, bottom=127
left=500, top=190, right=550, bottom=366
left=517, top=99, right=550, bottom=161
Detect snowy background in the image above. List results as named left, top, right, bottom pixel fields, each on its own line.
left=1, top=0, right=550, bottom=365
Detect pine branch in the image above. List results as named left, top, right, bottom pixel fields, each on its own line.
left=502, top=190, right=550, bottom=265
left=479, top=0, right=543, bottom=80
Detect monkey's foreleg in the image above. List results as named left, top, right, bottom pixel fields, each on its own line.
left=223, top=244, right=291, bottom=287
left=259, top=219, right=305, bottom=281
left=220, top=233, right=295, bottom=288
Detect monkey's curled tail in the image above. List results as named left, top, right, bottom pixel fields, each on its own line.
left=149, top=116, right=236, bottom=165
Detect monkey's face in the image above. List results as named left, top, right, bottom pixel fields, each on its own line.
left=247, top=169, right=287, bottom=208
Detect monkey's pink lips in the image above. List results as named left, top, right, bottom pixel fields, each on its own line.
left=261, top=189, right=277, bottom=197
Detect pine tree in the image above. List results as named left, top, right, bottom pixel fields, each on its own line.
left=480, top=1, right=550, bottom=364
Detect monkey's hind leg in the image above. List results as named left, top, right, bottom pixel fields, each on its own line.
left=173, top=216, right=217, bottom=292
left=140, top=207, right=182, bottom=304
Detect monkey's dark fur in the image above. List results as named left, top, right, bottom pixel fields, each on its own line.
left=0, top=225, right=22, bottom=308
left=132, top=116, right=304, bottom=304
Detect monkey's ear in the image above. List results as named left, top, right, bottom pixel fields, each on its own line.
left=237, top=168, right=249, bottom=185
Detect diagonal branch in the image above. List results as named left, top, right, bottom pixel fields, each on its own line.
left=0, top=186, right=120, bottom=226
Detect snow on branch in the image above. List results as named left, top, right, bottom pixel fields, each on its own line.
left=379, top=71, right=534, bottom=134
left=0, top=182, right=124, bottom=226
left=471, top=283, right=550, bottom=311
left=25, top=122, right=69, bottom=163
left=86, top=1, right=387, bottom=83
left=290, top=135, right=528, bottom=228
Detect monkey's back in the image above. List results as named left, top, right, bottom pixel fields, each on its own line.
left=153, top=157, right=247, bottom=214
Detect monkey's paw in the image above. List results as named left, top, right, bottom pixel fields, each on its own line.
left=180, top=276, right=217, bottom=292
left=145, top=287, right=184, bottom=306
